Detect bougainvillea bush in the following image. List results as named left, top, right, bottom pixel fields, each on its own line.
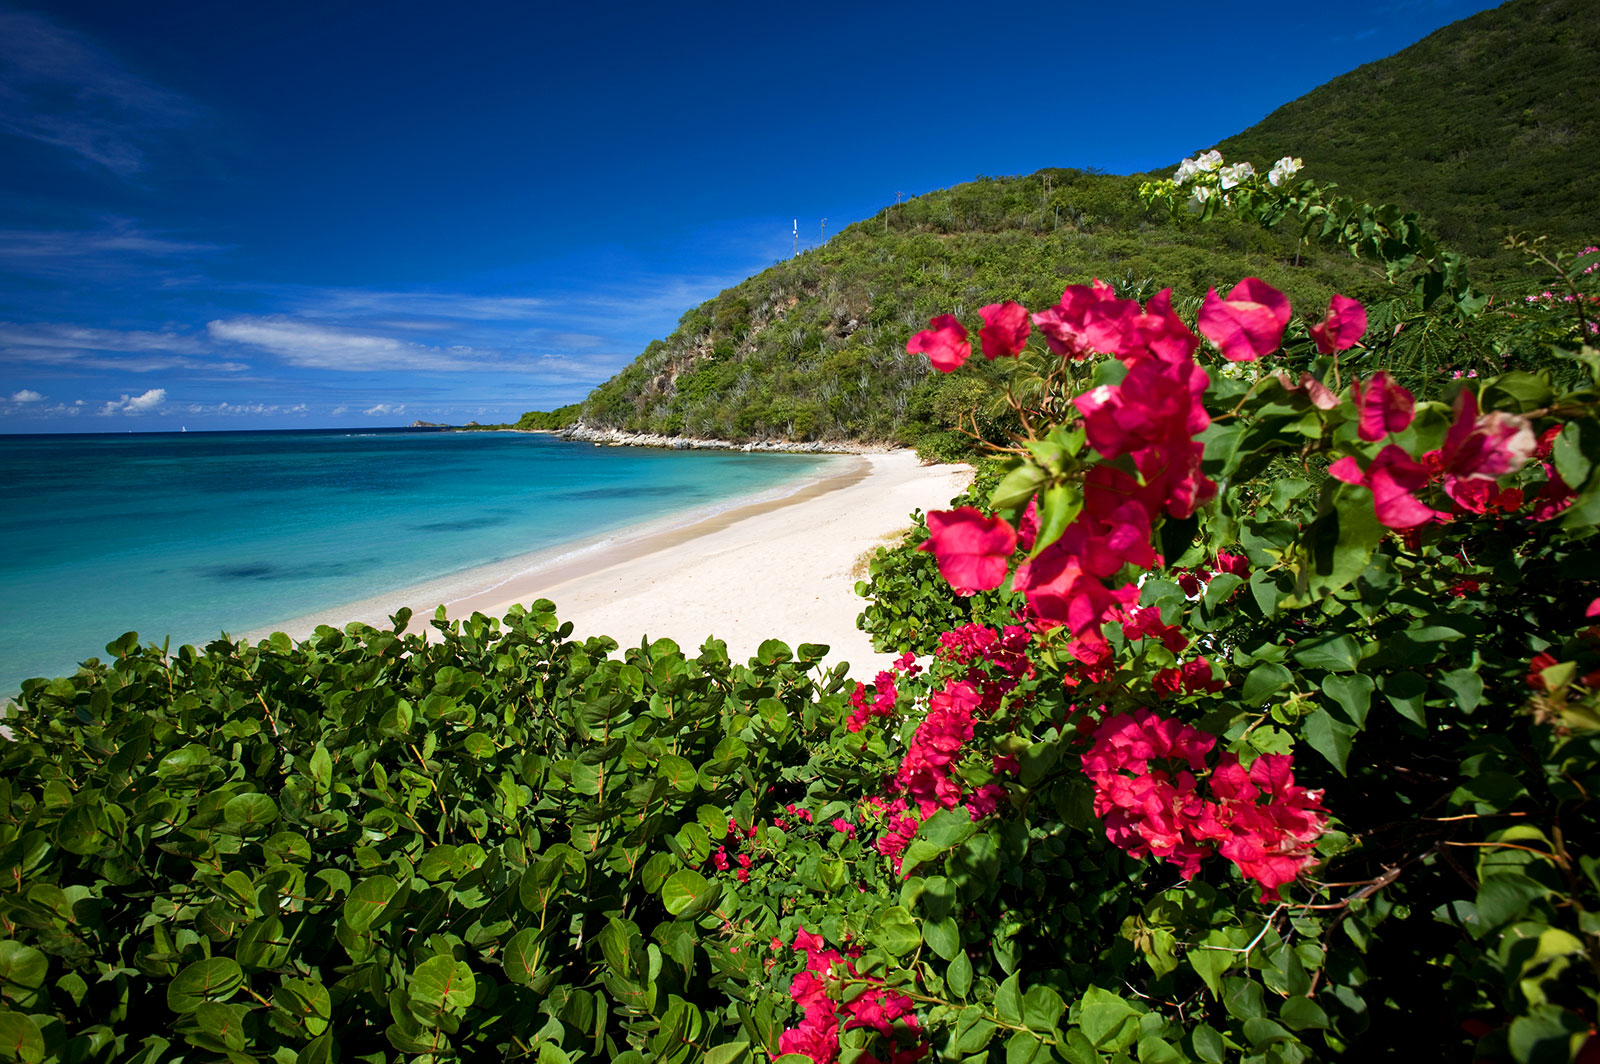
left=3, top=165, right=1599, bottom=1064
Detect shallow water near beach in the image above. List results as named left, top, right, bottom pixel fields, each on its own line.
left=0, top=428, right=834, bottom=694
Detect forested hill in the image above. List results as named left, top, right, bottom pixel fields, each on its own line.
left=550, top=0, right=1596, bottom=450
left=1217, top=0, right=1597, bottom=280
left=566, top=174, right=1377, bottom=451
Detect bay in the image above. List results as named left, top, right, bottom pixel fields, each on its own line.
left=0, top=428, right=835, bottom=694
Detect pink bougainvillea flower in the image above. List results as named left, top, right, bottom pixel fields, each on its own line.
left=917, top=507, right=1017, bottom=595
left=1350, top=371, right=1415, bottom=441
left=907, top=314, right=971, bottom=373
left=977, top=301, right=1031, bottom=360
left=1431, top=390, right=1538, bottom=483
left=1310, top=293, right=1368, bottom=354
left=1330, top=445, right=1445, bottom=529
left=1031, top=279, right=1138, bottom=360
left=1131, top=288, right=1200, bottom=365
left=1197, top=277, right=1291, bottom=361
left=1274, top=371, right=1340, bottom=410
left=1588, top=597, right=1600, bottom=618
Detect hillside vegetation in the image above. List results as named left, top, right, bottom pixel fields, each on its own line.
left=571, top=173, right=1378, bottom=451
left=1217, top=0, right=1598, bottom=281
left=531, top=0, right=1596, bottom=451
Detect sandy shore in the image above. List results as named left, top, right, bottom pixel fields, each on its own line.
left=248, top=451, right=973, bottom=678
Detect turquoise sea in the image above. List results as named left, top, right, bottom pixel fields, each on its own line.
left=0, top=429, right=836, bottom=694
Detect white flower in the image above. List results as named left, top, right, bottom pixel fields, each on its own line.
left=1187, top=185, right=1216, bottom=211
left=1218, top=161, right=1256, bottom=190
left=1267, top=156, right=1303, bottom=186
left=1173, top=150, right=1225, bottom=186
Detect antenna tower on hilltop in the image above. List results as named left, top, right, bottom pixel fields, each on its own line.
left=792, top=219, right=798, bottom=257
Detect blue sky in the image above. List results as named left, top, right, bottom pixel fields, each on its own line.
left=0, top=0, right=1505, bottom=432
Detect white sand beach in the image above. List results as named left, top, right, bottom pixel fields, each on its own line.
left=250, top=450, right=973, bottom=678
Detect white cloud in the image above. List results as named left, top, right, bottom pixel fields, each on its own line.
left=363, top=403, right=405, bottom=416
left=207, top=316, right=494, bottom=372
left=9, top=388, right=42, bottom=402
left=183, top=401, right=308, bottom=416
left=330, top=404, right=349, bottom=415
left=99, top=387, right=166, bottom=415
left=0, top=10, right=197, bottom=175
left=0, top=321, right=246, bottom=373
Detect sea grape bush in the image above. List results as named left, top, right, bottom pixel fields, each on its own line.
left=4, top=167, right=1600, bottom=1064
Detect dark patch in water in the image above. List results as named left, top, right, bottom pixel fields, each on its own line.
left=412, top=515, right=507, bottom=532
left=198, top=558, right=376, bottom=583
left=555, top=485, right=689, bottom=501
left=205, top=563, right=278, bottom=581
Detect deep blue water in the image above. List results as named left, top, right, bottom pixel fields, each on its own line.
left=0, top=429, right=833, bottom=693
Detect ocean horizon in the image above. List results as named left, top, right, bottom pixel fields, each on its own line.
left=0, top=427, right=837, bottom=694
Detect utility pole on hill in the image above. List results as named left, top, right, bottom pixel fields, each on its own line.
left=821, top=218, right=827, bottom=245
left=793, top=219, right=798, bottom=258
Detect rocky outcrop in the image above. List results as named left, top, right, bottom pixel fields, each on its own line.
left=559, top=422, right=894, bottom=454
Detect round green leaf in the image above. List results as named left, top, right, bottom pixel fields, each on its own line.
left=342, top=874, right=399, bottom=932
left=661, top=869, right=717, bottom=918
left=0, top=1010, right=44, bottom=1063
left=166, top=957, right=244, bottom=1014
left=0, top=943, right=47, bottom=998
left=223, top=792, right=279, bottom=831
left=409, top=954, right=476, bottom=1013
left=502, top=928, right=542, bottom=987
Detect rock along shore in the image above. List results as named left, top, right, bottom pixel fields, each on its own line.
left=558, top=421, right=895, bottom=454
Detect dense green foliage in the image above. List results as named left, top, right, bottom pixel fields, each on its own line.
left=512, top=406, right=582, bottom=432
left=1216, top=0, right=1598, bottom=281
left=0, top=610, right=859, bottom=1063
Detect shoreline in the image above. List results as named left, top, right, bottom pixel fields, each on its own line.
left=243, top=450, right=973, bottom=677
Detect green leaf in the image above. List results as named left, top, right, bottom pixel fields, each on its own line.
left=1302, top=708, right=1357, bottom=775
left=915, top=807, right=976, bottom=851
left=1321, top=674, right=1375, bottom=728
left=1554, top=421, right=1593, bottom=491
left=0, top=1011, right=44, bottom=1064
left=342, top=875, right=400, bottom=932
left=308, top=743, right=333, bottom=792
left=167, top=957, right=244, bottom=1014
left=1188, top=936, right=1234, bottom=997
left=1383, top=671, right=1429, bottom=726
left=502, top=929, right=542, bottom=987
left=994, top=973, right=1023, bottom=1025
left=873, top=906, right=922, bottom=958
left=662, top=869, right=718, bottom=919
left=1077, top=985, right=1137, bottom=1048
left=223, top=792, right=279, bottom=831
left=991, top=461, right=1047, bottom=511
left=1203, top=573, right=1246, bottom=610
left=0, top=944, right=48, bottom=1000
left=1022, top=985, right=1065, bottom=1031
left=1005, top=1030, right=1046, bottom=1064
left=1030, top=483, right=1081, bottom=557
left=1474, top=874, right=1548, bottom=932
left=1241, top=662, right=1293, bottom=704
left=922, top=917, right=960, bottom=961
left=1279, top=996, right=1329, bottom=1031
left=1439, top=668, right=1484, bottom=712
left=409, top=954, right=476, bottom=1013
left=1191, top=1024, right=1225, bottom=1063
left=1293, top=634, right=1360, bottom=673
left=946, top=952, right=972, bottom=1000
left=704, top=1043, right=751, bottom=1064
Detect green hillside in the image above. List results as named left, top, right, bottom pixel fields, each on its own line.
left=1217, top=0, right=1598, bottom=279
left=570, top=173, right=1379, bottom=450
left=546, top=0, right=1597, bottom=449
